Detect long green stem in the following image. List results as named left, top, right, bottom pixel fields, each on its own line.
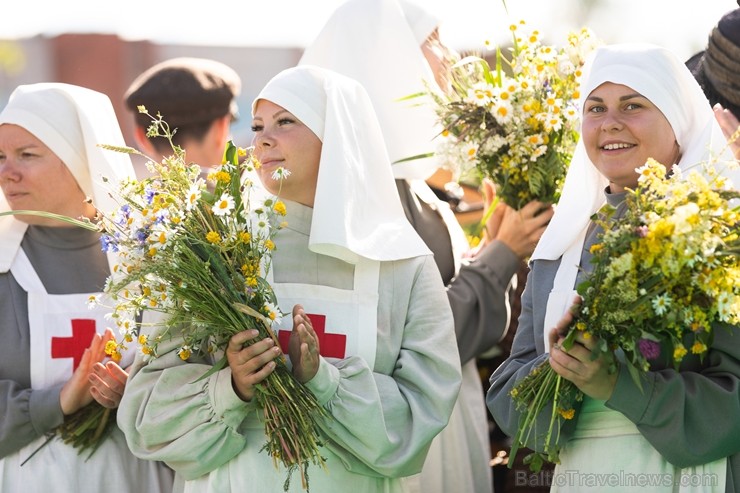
left=0, top=210, right=99, bottom=230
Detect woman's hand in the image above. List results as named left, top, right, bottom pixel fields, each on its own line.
left=714, top=103, right=740, bottom=160
left=288, top=304, right=320, bottom=384
left=227, top=329, right=282, bottom=402
left=89, top=360, right=128, bottom=409
left=489, top=198, right=554, bottom=260
left=548, top=300, right=618, bottom=400
left=59, top=329, right=110, bottom=415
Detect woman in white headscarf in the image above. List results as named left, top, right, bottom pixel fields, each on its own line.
left=0, top=83, right=173, bottom=492
left=487, top=43, right=740, bottom=492
left=117, top=65, right=462, bottom=493
left=300, top=2, right=553, bottom=491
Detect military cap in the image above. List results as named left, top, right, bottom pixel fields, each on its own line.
left=125, top=57, right=241, bottom=128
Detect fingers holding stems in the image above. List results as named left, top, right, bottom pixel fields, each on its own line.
left=227, top=328, right=282, bottom=402
left=548, top=297, right=617, bottom=400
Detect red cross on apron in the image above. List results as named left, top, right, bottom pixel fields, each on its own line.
left=9, top=248, right=131, bottom=389
left=267, top=257, right=379, bottom=368
left=277, top=313, right=347, bottom=358
left=51, top=319, right=98, bottom=371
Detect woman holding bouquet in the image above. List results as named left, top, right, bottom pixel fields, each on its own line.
left=487, top=43, right=740, bottom=492
left=117, top=65, right=462, bottom=492
left=300, top=2, right=553, bottom=491
left=0, top=83, right=173, bottom=492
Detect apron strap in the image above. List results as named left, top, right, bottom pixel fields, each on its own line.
left=9, top=248, right=47, bottom=294
left=0, top=215, right=28, bottom=273
left=543, top=227, right=587, bottom=352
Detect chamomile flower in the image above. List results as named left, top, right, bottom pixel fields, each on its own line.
left=212, top=193, right=235, bottom=216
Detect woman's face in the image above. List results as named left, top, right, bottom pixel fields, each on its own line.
left=251, top=99, right=322, bottom=207
left=582, top=82, right=680, bottom=193
left=0, top=124, right=93, bottom=225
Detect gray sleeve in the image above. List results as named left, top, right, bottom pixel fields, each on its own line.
left=486, top=264, right=579, bottom=452
left=0, top=273, right=64, bottom=458
left=304, top=256, right=462, bottom=477
left=448, top=240, right=521, bottom=364
left=0, top=381, right=64, bottom=458
left=606, top=322, right=740, bottom=468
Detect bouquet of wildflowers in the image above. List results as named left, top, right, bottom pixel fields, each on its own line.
left=97, top=111, right=328, bottom=491
left=509, top=158, right=740, bottom=472
left=425, top=22, right=599, bottom=210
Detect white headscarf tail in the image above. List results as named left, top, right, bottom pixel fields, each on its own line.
left=299, top=0, right=442, bottom=180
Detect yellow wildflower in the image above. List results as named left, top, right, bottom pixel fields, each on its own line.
left=274, top=201, right=287, bottom=216
left=104, top=340, right=119, bottom=357
left=178, top=347, right=192, bottom=360
left=673, top=345, right=688, bottom=361
left=206, top=231, right=221, bottom=244
left=558, top=408, right=575, bottom=420
left=691, top=341, right=707, bottom=354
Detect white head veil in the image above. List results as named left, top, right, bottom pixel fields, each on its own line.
left=252, top=65, right=431, bottom=264
left=532, top=43, right=739, bottom=263
left=0, top=83, right=136, bottom=272
left=299, top=0, right=442, bottom=180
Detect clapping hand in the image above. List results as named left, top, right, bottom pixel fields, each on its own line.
left=89, top=353, right=129, bottom=409
left=288, top=304, right=320, bottom=384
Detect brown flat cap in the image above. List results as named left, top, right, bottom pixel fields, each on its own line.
left=686, top=8, right=740, bottom=117
left=125, top=57, right=241, bottom=128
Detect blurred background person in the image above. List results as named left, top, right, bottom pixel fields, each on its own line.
left=124, top=57, right=241, bottom=176
left=300, top=1, right=553, bottom=492
left=686, top=5, right=740, bottom=158
left=0, top=82, right=173, bottom=492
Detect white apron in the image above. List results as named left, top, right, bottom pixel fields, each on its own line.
left=0, top=248, right=171, bottom=493
left=184, top=257, right=408, bottom=492
left=545, top=237, right=727, bottom=492
left=403, top=180, right=493, bottom=493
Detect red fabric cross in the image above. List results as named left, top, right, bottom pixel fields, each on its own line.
left=51, top=319, right=97, bottom=371
left=278, top=313, right=347, bottom=359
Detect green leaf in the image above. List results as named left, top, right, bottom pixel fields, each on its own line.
left=392, top=152, right=435, bottom=165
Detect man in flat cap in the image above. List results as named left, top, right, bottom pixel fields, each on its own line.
left=124, top=57, right=241, bottom=172
left=686, top=6, right=740, bottom=159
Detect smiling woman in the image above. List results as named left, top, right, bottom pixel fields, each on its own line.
left=487, top=43, right=740, bottom=492
left=581, top=83, right=681, bottom=193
